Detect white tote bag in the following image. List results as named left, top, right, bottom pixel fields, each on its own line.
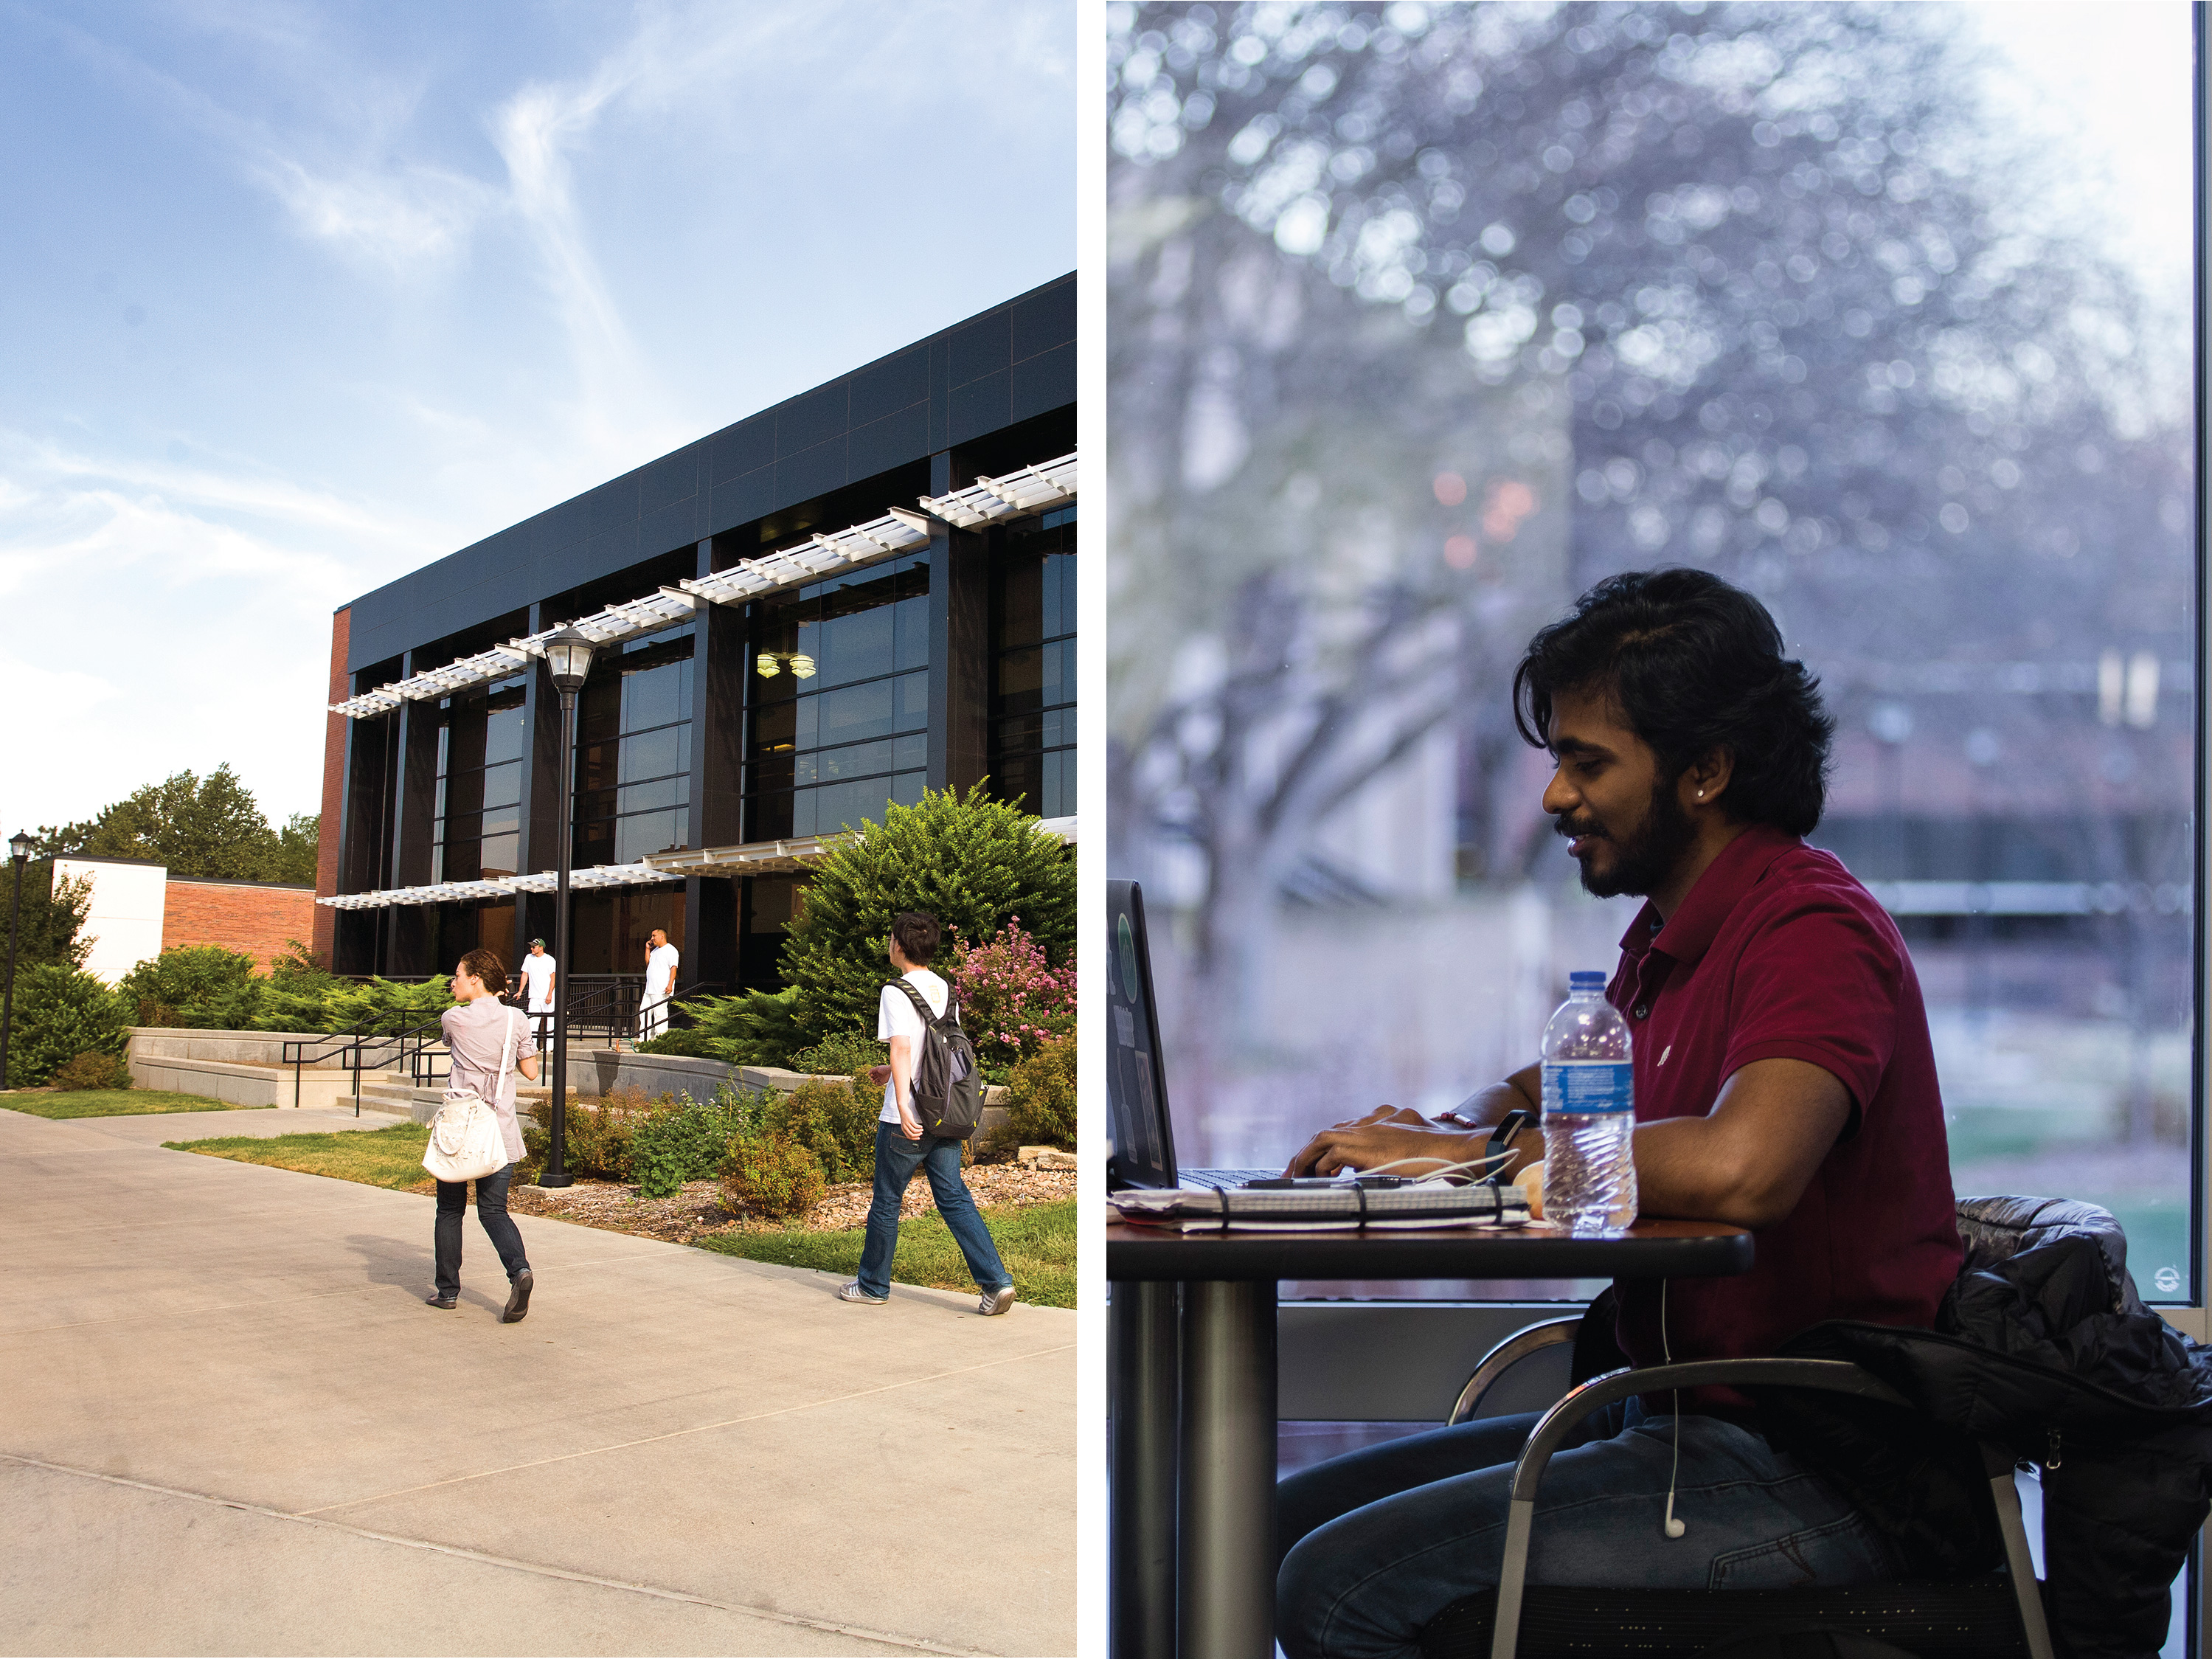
left=422, top=1008, right=519, bottom=1184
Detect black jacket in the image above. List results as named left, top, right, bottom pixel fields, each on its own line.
left=1752, top=1196, right=2212, bottom=1659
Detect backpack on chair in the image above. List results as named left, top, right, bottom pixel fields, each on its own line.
left=888, top=980, right=985, bottom=1140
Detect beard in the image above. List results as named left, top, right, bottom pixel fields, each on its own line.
left=1559, top=776, right=1699, bottom=898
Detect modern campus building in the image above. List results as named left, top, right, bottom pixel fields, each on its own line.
left=313, top=276, right=1075, bottom=997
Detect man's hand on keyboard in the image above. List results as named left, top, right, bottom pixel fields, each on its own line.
left=1285, top=1105, right=1484, bottom=1180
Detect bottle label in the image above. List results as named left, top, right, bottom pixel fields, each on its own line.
left=1543, top=1060, right=1634, bottom=1115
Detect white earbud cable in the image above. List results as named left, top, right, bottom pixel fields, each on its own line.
left=1662, top=1278, right=1686, bottom=1539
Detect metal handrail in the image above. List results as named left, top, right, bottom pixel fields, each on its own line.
left=281, top=1012, right=453, bottom=1116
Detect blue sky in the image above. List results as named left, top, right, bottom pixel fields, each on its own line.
left=0, top=0, right=1074, bottom=837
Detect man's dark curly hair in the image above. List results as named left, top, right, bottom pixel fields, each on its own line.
left=1511, top=569, right=1835, bottom=836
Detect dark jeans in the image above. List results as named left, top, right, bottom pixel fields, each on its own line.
left=434, top=1162, right=530, bottom=1296
left=856, top=1121, right=1013, bottom=1298
left=1275, top=1401, right=1904, bottom=1659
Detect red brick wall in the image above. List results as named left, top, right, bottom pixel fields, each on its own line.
left=165, top=880, right=319, bottom=974
left=313, top=606, right=350, bottom=965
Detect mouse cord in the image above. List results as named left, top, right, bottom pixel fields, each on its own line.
left=1662, top=1278, right=1686, bottom=1539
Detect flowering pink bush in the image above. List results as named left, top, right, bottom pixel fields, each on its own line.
left=948, top=916, right=1075, bottom=1076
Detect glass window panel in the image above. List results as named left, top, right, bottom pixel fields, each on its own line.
left=1106, top=4, right=2198, bottom=1309
left=890, top=770, right=925, bottom=808
left=802, top=603, right=893, bottom=689
left=895, top=593, right=929, bottom=670
left=816, top=679, right=898, bottom=747
left=479, top=833, right=518, bottom=879
left=618, top=777, right=687, bottom=815
left=615, top=808, right=686, bottom=863
left=622, top=657, right=688, bottom=733
left=574, top=817, right=614, bottom=867
left=479, top=760, right=521, bottom=810
left=484, top=689, right=527, bottom=766
left=797, top=738, right=894, bottom=787
left=481, top=804, right=519, bottom=839
left=894, top=732, right=928, bottom=772
left=746, top=789, right=794, bottom=842
left=620, top=724, right=687, bottom=785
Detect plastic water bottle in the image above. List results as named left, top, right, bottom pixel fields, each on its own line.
left=1541, top=971, right=1638, bottom=1236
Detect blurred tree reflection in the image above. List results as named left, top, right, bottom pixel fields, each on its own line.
left=1108, top=1, right=2192, bottom=1131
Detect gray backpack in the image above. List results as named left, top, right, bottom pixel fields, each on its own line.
left=889, top=981, right=985, bottom=1140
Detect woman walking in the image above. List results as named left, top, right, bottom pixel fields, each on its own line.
left=427, top=946, right=539, bottom=1322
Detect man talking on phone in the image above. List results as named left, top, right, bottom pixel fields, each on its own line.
left=1273, top=569, right=1963, bottom=1659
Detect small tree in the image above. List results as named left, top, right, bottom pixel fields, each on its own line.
left=781, top=783, right=1074, bottom=1046
left=1001, top=1034, right=1076, bottom=1151
left=4, top=862, right=92, bottom=971
left=948, top=917, right=1076, bottom=1078
left=117, top=946, right=264, bottom=1031
left=6, top=965, right=129, bottom=1088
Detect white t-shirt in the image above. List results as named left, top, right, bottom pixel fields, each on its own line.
left=877, top=969, right=949, bottom=1125
left=518, top=953, right=556, bottom=1008
left=644, top=942, right=680, bottom=1000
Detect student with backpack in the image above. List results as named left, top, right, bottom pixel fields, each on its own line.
left=839, top=911, right=1017, bottom=1315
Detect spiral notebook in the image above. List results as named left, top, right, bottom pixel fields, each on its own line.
left=1109, top=1179, right=1531, bottom=1233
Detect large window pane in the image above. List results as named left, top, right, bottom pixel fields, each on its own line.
left=1108, top=3, right=2197, bottom=1312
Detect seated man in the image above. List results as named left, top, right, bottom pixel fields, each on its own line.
left=1275, top=569, right=1964, bottom=1659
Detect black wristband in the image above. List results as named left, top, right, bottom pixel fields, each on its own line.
left=1486, top=1106, right=1535, bottom=1182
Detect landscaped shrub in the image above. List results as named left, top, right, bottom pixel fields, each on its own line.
left=719, top=1134, right=826, bottom=1221
left=5, top=964, right=130, bottom=1088
left=317, top=976, right=456, bottom=1036
left=679, top=986, right=802, bottom=1067
left=628, top=1089, right=765, bottom=1199
left=1000, top=1034, right=1076, bottom=1151
left=117, top=946, right=264, bottom=1030
left=948, top=917, right=1076, bottom=1078
left=634, top=1026, right=724, bottom=1059
left=786, top=1030, right=885, bottom=1078
left=780, top=783, right=1073, bottom=1047
left=249, top=941, right=347, bottom=1032
left=49, top=1050, right=134, bottom=1092
left=766, top=1075, right=879, bottom=1184
left=526, top=1084, right=664, bottom=1180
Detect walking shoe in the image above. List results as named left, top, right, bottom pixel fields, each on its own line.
left=977, top=1284, right=1016, bottom=1316
left=425, top=1291, right=457, bottom=1309
left=837, top=1281, right=888, bottom=1304
left=501, top=1269, right=534, bottom=1324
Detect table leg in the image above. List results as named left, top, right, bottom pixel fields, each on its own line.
left=1179, top=1278, right=1277, bottom=1659
left=1111, top=1281, right=1180, bottom=1659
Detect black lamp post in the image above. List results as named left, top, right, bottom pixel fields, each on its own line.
left=2, top=831, right=32, bottom=1092
left=538, top=626, right=597, bottom=1188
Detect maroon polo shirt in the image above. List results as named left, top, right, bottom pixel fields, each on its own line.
left=1603, top=823, right=1962, bottom=1413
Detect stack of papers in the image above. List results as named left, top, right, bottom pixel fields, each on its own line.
left=1110, top=1182, right=1532, bottom=1233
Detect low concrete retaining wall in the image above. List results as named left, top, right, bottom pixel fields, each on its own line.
left=572, top=1050, right=1009, bottom=1140
left=125, top=1028, right=421, bottom=1109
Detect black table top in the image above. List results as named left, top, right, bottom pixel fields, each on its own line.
left=1104, top=1218, right=1754, bottom=1282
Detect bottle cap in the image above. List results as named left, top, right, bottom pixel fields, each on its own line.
left=1568, top=971, right=1609, bottom=991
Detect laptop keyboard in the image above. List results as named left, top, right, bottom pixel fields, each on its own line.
left=1179, top=1168, right=1281, bottom=1190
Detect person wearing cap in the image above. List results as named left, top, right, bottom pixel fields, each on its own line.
left=517, top=938, right=556, bottom=1048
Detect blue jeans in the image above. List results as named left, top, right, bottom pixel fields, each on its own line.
left=856, top=1123, right=1013, bottom=1298
left=1276, top=1400, right=1904, bottom=1659
left=433, top=1163, right=530, bottom=1297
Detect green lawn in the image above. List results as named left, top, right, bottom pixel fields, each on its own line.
left=167, top=1121, right=437, bottom=1191
left=698, top=1198, right=1075, bottom=1309
left=5, top=1089, right=246, bottom=1120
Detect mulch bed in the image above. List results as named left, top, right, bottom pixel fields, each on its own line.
left=505, top=1160, right=1077, bottom=1244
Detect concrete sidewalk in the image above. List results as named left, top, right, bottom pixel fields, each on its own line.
left=0, top=1105, right=1075, bottom=1656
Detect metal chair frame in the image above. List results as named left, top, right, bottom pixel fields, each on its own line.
left=1471, top=1353, right=2054, bottom=1659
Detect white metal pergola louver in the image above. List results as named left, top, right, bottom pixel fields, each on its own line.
left=330, top=451, right=1076, bottom=721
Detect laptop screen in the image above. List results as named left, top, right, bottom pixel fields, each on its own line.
left=1105, top=879, right=1176, bottom=1188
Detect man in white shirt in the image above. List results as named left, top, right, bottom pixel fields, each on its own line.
left=637, top=928, right=680, bottom=1042
left=839, top=910, right=1016, bottom=1315
left=516, top=938, right=557, bottom=1049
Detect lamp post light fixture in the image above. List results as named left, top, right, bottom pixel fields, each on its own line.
left=539, top=626, right=597, bottom=1189
left=2, top=831, right=32, bottom=1092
